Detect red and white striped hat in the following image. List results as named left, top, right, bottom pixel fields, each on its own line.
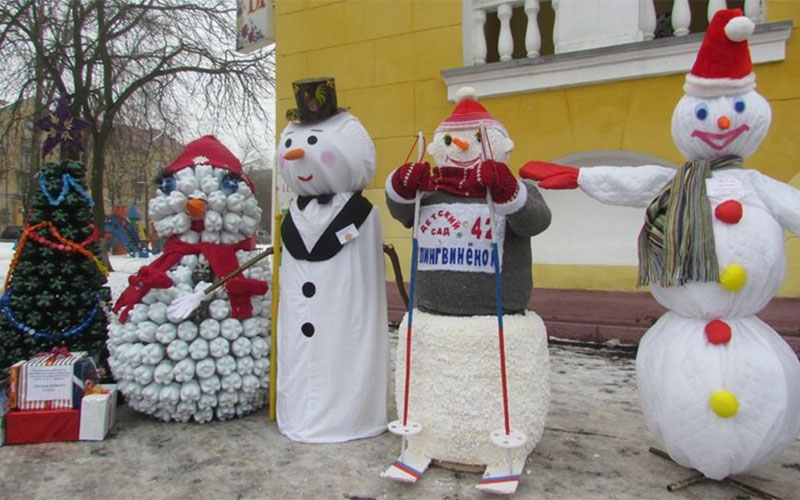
left=684, top=9, right=756, bottom=97
left=435, top=87, right=509, bottom=136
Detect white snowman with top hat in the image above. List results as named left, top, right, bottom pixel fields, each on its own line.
left=108, top=135, right=271, bottom=423
left=522, top=9, right=800, bottom=480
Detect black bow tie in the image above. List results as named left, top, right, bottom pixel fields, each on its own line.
left=297, top=193, right=334, bottom=210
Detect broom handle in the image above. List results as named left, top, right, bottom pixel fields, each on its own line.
left=201, top=246, right=274, bottom=295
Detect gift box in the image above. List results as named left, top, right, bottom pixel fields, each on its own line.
left=11, top=351, right=97, bottom=411
left=5, top=408, right=80, bottom=444
left=79, top=384, right=117, bottom=441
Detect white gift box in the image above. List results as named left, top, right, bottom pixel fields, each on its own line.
left=79, top=384, right=117, bottom=441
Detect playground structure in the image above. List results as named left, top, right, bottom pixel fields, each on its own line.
left=104, top=205, right=158, bottom=258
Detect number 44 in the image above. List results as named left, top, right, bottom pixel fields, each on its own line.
left=470, top=218, right=493, bottom=240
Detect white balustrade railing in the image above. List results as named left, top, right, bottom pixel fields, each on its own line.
left=464, top=0, right=767, bottom=66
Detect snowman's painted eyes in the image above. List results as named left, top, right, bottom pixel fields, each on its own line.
left=475, top=131, right=482, bottom=143
left=444, top=135, right=452, bottom=146
left=307, top=135, right=318, bottom=145
left=160, top=176, right=176, bottom=194
left=284, top=138, right=292, bottom=148
left=695, top=103, right=709, bottom=120
left=733, top=98, right=746, bottom=113
left=220, top=174, right=239, bottom=195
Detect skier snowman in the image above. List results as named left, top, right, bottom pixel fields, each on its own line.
left=109, top=135, right=271, bottom=423
left=275, top=77, right=389, bottom=443
left=382, top=88, right=551, bottom=494
left=522, top=9, right=800, bottom=480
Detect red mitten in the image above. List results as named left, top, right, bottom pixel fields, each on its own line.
left=520, top=161, right=579, bottom=189
left=476, top=160, right=518, bottom=204
left=391, top=162, right=431, bottom=199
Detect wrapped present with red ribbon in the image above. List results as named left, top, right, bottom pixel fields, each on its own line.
left=5, top=408, right=80, bottom=444
left=11, top=348, right=97, bottom=411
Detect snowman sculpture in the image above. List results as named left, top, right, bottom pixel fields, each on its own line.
left=109, top=135, right=270, bottom=423
left=522, top=9, right=800, bottom=480
left=274, top=77, right=389, bottom=443
left=382, top=88, right=551, bottom=494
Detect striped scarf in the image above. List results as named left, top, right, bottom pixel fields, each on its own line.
left=637, top=155, right=743, bottom=288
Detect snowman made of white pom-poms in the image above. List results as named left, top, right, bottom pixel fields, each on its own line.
left=108, top=135, right=270, bottom=423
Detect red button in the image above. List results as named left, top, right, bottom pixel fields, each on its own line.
left=715, top=200, right=743, bottom=224
left=705, top=319, right=732, bottom=345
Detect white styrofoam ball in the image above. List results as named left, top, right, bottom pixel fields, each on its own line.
left=154, top=216, right=175, bottom=238
left=216, top=405, right=236, bottom=421
left=209, top=299, right=231, bottom=321
left=166, top=339, right=189, bottom=361
left=153, top=360, right=175, bottom=385
left=242, top=198, right=261, bottom=218
left=204, top=210, right=223, bottom=232
left=178, top=230, right=200, bottom=244
left=108, top=323, right=125, bottom=344
left=240, top=215, right=258, bottom=237
left=173, top=358, right=196, bottom=383
left=201, top=175, right=219, bottom=194
left=220, top=318, right=243, bottom=340
left=176, top=168, right=200, bottom=194
left=141, top=289, right=159, bottom=305
left=223, top=213, right=242, bottom=233
left=188, top=190, right=207, bottom=203
left=200, top=230, right=220, bottom=243
left=193, top=408, right=214, bottom=423
left=136, top=321, right=159, bottom=343
left=154, top=408, right=173, bottom=422
left=216, top=355, right=236, bottom=376
left=155, top=323, right=178, bottom=344
left=236, top=356, right=254, bottom=376
left=180, top=255, right=199, bottom=269
left=177, top=401, right=197, bottom=415
left=218, top=391, right=238, bottom=407
left=141, top=343, right=165, bottom=365
left=129, top=304, right=149, bottom=323
left=220, top=231, right=242, bottom=244
left=242, top=318, right=260, bottom=337
left=189, top=338, right=210, bottom=360
left=199, top=318, right=221, bottom=339
left=134, top=364, right=155, bottom=385
left=159, top=383, right=181, bottom=405
left=169, top=265, right=193, bottom=285
left=119, top=362, right=135, bottom=381
left=214, top=287, right=228, bottom=300
left=209, top=337, right=230, bottom=358
left=172, top=213, right=191, bottom=235
left=177, top=321, right=199, bottom=342
left=253, top=357, right=268, bottom=377
left=195, top=358, right=216, bottom=378
left=199, top=375, right=221, bottom=394
left=237, top=182, right=252, bottom=198
left=122, top=323, right=139, bottom=343
left=167, top=190, right=188, bottom=213
left=142, top=382, right=163, bottom=402
left=221, top=372, right=243, bottom=391
left=126, top=343, right=145, bottom=365
left=147, top=302, right=168, bottom=325
left=180, top=380, right=201, bottom=402
left=251, top=337, right=268, bottom=358
left=241, top=374, right=260, bottom=393
left=155, top=287, right=177, bottom=305
left=251, top=298, right=265, bottom=316
left=207, top=191, right=227, bottom=212
left=231, top=337, right=252, bottom=357
left=226, top=193, right=244, bottom=213
left=126, top=381, right=145, bottom=399
left=149, top=197, right=172, bottom=219
left=193, top=163, right=214, bottom=182
left=198, top=393, right=217, bottom=410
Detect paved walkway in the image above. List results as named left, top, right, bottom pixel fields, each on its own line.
left=1, top=337, right=798, bottom=499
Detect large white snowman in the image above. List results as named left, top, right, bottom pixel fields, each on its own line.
left=275, top=77, right=389, bottom=443
left=383, top=88, right=552, bottom=494
left=522, top=9, right=800, bottom=480
left=109, top=135, right=271, bottom=423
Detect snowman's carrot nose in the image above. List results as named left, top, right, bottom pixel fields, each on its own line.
left=452, top=137, right=469, bottom=150
left=718, top=116, right=731, bottom=130
left=283, top=148, right=305, bottom=160
left=186, top=198, right=206, bottom=219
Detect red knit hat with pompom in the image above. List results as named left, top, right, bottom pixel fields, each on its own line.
left=165, top=135, right=255, bottom=191
left=436, top=87, right=509, bottom=137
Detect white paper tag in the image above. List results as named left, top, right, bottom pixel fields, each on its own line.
left=336, top=224, right=359, bottom=245
left=706, top=177, right=746, bottom=200
left=25, top=365, right=73, bottom=401
left=417, top=203, right=505, bottom=273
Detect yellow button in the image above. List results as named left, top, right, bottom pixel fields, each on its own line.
left=710, top=390, right=739, bottom=418
left=719, top=264, right=747, bottom=292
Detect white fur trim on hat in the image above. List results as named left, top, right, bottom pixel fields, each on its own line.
left=684, top=72, right=756, bottom=97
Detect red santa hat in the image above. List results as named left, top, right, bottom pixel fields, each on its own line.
left=435, top=87, right=509, bottom=137
left=684, top=9, right=756, bottom=97
left=165, top=135, right=255, bottom=192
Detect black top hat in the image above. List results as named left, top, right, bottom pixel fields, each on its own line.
left=286, top=77, right=344, bottom=123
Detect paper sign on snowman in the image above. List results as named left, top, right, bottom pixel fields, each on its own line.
left=383, top=88, right=552, bottom=495
left=108, top=136, right=271, bottom=423
left=522, top=9, right=800, bottom=480
left=275, top=77, right=389, bottom=443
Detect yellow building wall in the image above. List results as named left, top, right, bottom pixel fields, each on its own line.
left=275, top=0, right=800, bottom=297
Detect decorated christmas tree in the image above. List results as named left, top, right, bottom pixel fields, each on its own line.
left=0, top=96, right=110, bottom=374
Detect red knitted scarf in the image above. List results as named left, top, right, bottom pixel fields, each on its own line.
left=430, top=165, right=486, bottom=198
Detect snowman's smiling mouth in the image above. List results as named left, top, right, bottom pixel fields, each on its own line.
left=298, top=174, right=313, bottom=182
left=691, top=124, right=750, bottom=151
left=446, top=156, right=480, bottom=167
